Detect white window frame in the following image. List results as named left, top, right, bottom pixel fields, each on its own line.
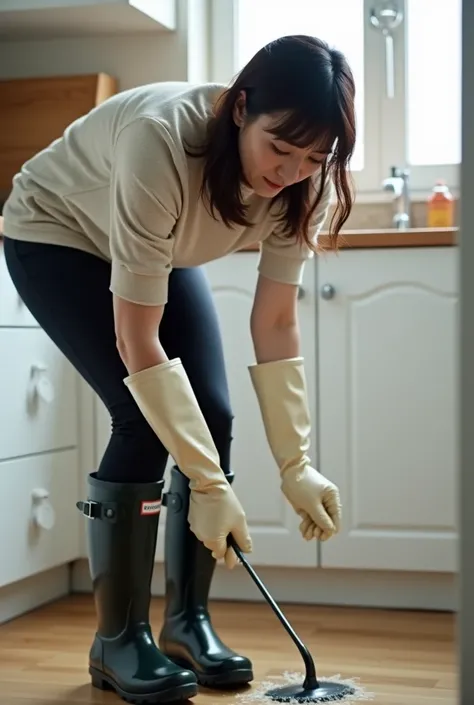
left=208, top=0, right=460, bottom=202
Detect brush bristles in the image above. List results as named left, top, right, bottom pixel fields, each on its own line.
left=236, top=672, right=375, bottom=704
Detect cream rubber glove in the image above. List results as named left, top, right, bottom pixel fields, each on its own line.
left=124, top=358, right=252, bottom=568
left=249, top=357, right=341, bottom=541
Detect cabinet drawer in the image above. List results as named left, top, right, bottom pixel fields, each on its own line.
left=0, top=328, right=78, bottom=460
left=0, top=449, right=81, bottom=589
left=0, top=240, right=39, bottom=327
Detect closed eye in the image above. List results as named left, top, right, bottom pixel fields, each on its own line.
left=271, top=143, right=290, bottom=156
left=271, top=142, right=325, bottom=164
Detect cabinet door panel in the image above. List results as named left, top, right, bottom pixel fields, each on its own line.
left=318, top=247, right=458, bottom=572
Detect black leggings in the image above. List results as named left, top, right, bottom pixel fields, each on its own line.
left=3, top=237, right=233, bottom=483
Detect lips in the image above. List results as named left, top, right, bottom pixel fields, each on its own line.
left=264, top=177, right=283, bottom=190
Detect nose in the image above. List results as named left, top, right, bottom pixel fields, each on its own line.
left=278, top=159, right=302, bottom=186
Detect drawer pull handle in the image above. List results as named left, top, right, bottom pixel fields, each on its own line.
left=28, top=363, right=55, bottom=405
left=31, top=488, right=56, bottom=530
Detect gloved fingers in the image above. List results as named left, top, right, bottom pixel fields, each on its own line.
left=224, top=547, right=239, bottom=570
left=298, top=513, right=315, bottom=541
left=305, top=523, right=329, bottom=541
left=323, top=490, right=342, bottom=533
left=317, top=526, right=335, bottom=541
left=297, top=512, right=327, bottom=541
left=206, top=540, right=240, bottom=570
left=297, top=510, right=337, bottom=542
left=294, top=501, right=340, bottom=542
left=229, top=520, right=253, bottom=554
left=312, top=525, right=327, bottom=540
left=207, top=536, right=228, bottom=561
left=309, top=503, right=336, bottom=533
left=302, top=523, right=334, bottom=542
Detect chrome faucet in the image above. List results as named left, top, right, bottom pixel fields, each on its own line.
left=382, top=166, right=411, bottom=229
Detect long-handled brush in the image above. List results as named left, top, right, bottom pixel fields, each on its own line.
left=227, top=536, right=371, bottom=704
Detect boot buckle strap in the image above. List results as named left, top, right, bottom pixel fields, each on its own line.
left=76, top=500, right=117, bottom=521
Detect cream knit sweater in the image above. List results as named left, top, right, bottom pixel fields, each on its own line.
left=2, top=81, right=332, bottom=306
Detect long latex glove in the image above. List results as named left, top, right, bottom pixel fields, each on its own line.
left=124, top=358, right=252, bottom=568
left=248, top=357, right=341, bottom=541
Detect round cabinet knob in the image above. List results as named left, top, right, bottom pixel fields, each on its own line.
left=320, top=283, right=335, bottom=300
left=31, top=488, right=56, bottom=530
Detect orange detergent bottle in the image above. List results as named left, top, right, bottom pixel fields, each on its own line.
left=427, top=180, right=454, bottom=227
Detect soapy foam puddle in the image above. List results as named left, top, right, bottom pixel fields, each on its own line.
left=235, top=672, right=375, bottom=704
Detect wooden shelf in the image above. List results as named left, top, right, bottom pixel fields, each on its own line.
left=0, top=73, right=118, bottom=197
left=0, top=0, right=176, bottom=40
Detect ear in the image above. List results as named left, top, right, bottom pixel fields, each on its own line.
left=232, top=90, right=247, bottom=127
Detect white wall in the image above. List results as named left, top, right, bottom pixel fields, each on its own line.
left=0, top=0, right=209, bottom=88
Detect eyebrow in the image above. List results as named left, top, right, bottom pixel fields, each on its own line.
left=272, top=137, right=331, bottom=157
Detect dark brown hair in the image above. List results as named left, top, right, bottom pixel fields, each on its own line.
left=188, top=34, right=356, bottom=251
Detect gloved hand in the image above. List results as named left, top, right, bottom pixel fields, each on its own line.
left=124, top=358, right=252, bottom=569
left=187, top=479, right=250, bottom=569
left=281, top=466, right=341, bottom=541
left=248, top=356, right=342, bottom=541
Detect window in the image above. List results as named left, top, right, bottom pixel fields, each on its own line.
left=406, top=0, right=461, bottom=168
left=210, top=0, right=461, bottom=198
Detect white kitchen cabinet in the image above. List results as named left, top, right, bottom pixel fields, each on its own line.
left=0, top=449, right=81, bottom=589
left=0, top=240, right=83, bottom=603
left=93, top=245, right=458, bottom=578
left=0, top=327, right=78, bottom=460
left=204, top=252, right=318, bottom=568
left=316, top=246, right=458, bottom=573
left=0, top=0, right=176, bottom=40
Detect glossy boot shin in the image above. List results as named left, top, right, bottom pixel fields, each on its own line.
left=76, top=472, right=198, bottom=704
left=158, top=466, right=253, bottom=688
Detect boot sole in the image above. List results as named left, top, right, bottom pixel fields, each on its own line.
left=167, top=657, right=254, bottom=689
left=89, top=666, right=198, bottom=703
left=197, top=669, right=254, bottom=689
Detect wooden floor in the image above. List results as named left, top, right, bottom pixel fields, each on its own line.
left=0, top=594, right=457, bottom=704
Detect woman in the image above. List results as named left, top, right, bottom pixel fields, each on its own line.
left=2, top=34, right=356, bottom=704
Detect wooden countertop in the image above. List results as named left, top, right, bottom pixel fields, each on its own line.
left=239, top=226, right=458, bottom=251
left=0, top=215, right=457, bottom=250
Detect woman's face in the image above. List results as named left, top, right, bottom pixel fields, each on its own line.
left=233, top=92, right=330, bottom=197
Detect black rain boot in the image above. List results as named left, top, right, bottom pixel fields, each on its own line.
left=158, top=466, right=254, bottom=688
left=76, top=472, right=198, bottom=704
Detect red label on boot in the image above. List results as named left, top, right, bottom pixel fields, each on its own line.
left=140, top=499, right=161, bottom=515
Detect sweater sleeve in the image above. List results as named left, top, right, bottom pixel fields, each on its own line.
left=109, top=118, right=182, bottom=306
left=257, top=173, right=333, bottom=286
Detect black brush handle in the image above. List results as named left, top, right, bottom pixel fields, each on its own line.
left=227, top=534, right=319, bottom=688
